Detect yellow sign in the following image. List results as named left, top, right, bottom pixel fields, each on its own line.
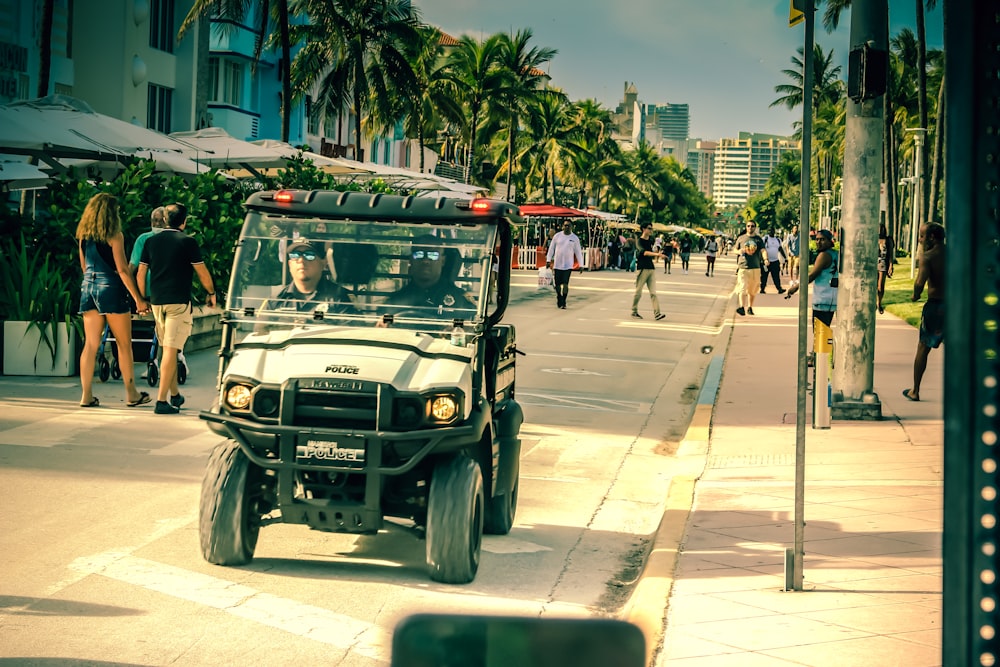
left=814, top=319, right=833, bottom=354
left=741, top=205, right=757, bottom=221
left=789, top=0, right=805, bottom=27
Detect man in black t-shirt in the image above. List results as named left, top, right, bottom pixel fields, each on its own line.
left=630, top=222, right=666, bottom=320
left=138, top=203, right=216, bottom=414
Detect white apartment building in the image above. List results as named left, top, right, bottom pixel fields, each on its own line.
left=686, top=140, right=717, bottom=200
left=711, top=132, right=799, bottom=208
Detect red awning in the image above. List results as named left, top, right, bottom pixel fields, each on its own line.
left=517, top=203, right=590, bottom=218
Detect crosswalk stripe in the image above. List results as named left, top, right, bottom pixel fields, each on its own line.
left=70, top=552, right=391, bottom=662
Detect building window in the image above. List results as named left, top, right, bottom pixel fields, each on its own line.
left=222, top=60, right=242, bottom=105
left=150, top=0, right=175, bottom=53
left=208, top=57, right=243, bottom=105
left=305, top=95, right=319, bottom=135
left=208, top=58, right=219, bottom=101
left=147, top=84, right=173, bottom=133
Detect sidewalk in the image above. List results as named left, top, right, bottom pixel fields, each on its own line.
left=640, top=295, right=944, bottom=667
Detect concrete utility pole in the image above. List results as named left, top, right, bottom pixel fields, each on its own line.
left=830, top=0, right=886, bottom=420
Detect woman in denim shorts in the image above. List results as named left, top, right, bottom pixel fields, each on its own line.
left=76, top=193, right=152, bottom=408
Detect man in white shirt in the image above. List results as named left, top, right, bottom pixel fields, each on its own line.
left=760, top=227, right=787, bottom=294
left=546, top=220, right=584, bottom=309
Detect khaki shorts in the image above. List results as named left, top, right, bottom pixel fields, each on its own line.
left=736, top=268, right=761, bottom=297
left=152, top=303, right=193, bottom=350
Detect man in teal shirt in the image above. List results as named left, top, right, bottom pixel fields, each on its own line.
left=129, top=206, right=167, bottom=295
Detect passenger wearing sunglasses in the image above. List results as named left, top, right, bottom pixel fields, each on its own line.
left=385, top=236, right=475, bottom=312
left=266, top=240, right=356, bottom=314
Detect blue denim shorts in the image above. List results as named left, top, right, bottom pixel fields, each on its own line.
left=80, top=275, right=130, bottom=315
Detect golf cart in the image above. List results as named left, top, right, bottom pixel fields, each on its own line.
left=198, top=189, right=524, bottom=584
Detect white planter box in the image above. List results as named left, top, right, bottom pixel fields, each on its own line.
left=3, top=320, right=77, bottom=376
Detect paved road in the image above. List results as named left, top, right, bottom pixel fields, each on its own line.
left=0, top=254, right=737, bottom=665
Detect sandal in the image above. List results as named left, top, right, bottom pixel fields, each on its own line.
left=80, top=397, right=100, bottom=408
left=127, top=391, right=151, bottom=407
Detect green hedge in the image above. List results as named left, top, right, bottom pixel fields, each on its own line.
left=0, top=156, right=405, bottom=323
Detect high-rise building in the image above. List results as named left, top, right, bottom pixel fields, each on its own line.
left=687, top=140, right=717, bottom=200
left=712, top=132, right=799, bottom=208
left=646, top=103, right=689, bottom=142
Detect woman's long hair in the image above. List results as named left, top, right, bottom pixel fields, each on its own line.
left=75, top=192, right=122, bottom=243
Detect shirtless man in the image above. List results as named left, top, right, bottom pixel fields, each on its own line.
left=903, top=222, right=945, bottom=401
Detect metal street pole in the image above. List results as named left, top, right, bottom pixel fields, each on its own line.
left=790, top=0, right=815, bottom=593
left=907, top=128, right=927, bottom=275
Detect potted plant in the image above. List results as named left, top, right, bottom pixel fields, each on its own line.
left=0, top=234, right=81, bottom=376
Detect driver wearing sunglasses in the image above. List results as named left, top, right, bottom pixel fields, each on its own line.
left=266, top=240, right=356, bottom=314
left=385, top=235, right=475, bottom=312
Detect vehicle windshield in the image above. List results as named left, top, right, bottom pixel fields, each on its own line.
left=224, top=212, right=497, bottom=343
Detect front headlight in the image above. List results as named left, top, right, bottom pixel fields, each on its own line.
left=429, top=395, right=458, bottom=423
left=225, top=384, right=253, bottom=410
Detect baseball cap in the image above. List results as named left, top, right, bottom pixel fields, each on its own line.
left=288, top=239, right=320, bottom=253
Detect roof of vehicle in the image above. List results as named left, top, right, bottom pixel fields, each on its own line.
left=243, top=189, right=524, bottom=226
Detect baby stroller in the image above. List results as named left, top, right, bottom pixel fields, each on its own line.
left=96, top=319, right=187, bottom=386
left=144, top=325, right=188, bottom=387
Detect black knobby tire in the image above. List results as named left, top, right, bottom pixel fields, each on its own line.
left=484, top=454, right=519, bottom=536
left=146, top=361, right=158, bottom=387
left=199, top=439, right=262, bottom=565
left=110, top=360, right=121, bottom=380
left=177, top=361, right=187, bottom=385
left=426, top=455, right=484, bottom=584
left=98, top=356, right=110, bottom=383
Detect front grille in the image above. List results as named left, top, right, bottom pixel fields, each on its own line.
left=292, top=387, right=378, bottom=429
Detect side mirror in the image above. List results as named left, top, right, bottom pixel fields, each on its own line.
left=391, top=614, right=646, bottom=667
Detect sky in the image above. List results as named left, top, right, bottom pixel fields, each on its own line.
left=414, top=0, right=944, bottom=142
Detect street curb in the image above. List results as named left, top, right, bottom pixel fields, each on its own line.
left=622, top=475, right=696, bottom=666
left=622, top=352, right=726, bottom=663
left=677, top=354, right=725, bottom=457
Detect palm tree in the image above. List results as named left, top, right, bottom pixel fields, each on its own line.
left=495, top=29, right=556, bottom=200
left=517, top=87, right=573, bottom=203
left=179, top=0, right=294, bottom=143
left=561, top=99, right=621, bottom=208
left=398, top=26, right=464, bottom=173
left=771, top=43, right=843, bottom=116
left=289, top=0, right=420, bottom=162
left=443, top=34, right=507, bottom=182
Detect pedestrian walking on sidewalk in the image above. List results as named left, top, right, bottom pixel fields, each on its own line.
left=76, top=193, right=152, bottom=409
left=876, top=222, right=896, bottom=315
left=631, top=222, right=666, bottom=320
left=734, top=221, right=766, bottom=316
left=903, top=222, right=945, bottom=402
left=546, top=220, right=584, bottom=309
left=785, top=224, right=800, bottom=278
left=785, top=228, right=838, bottom=333
left=662, top=236, right=675, bottom=274
left=760, top=227, right=787, bottom=294
left=137, top=203, right=217, bottom=414
left=704, top=236, right=719, bottom=276
left=678, top=234, right=693, bottom=274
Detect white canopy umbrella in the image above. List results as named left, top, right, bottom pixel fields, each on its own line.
left=0, top=95, right=193, bottom=167
left=414, top=189, right=476, bottom=200
left=57, top=149, right=224, bottom=181
left=250, top=139, right=365, bottom=175
left=0, top=157, right=49, bottom=189
left=170, top=127, right=297, bottom=170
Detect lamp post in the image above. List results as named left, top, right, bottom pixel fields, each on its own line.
left=905, top=128, right=927, bottom=275
left=821, top=189, right=832, bottom=230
